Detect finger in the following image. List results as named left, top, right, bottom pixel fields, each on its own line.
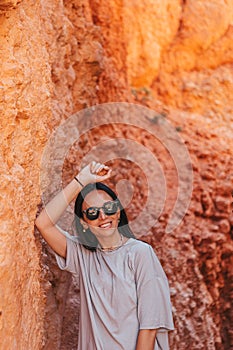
left=96, top=165, right=110, bottom=176
left=97, top=163, right=110, bottom=173
left=92, top=162, right=100, bottom=173
left=96, top=164, right=106, bottom=172
left=96, top=168, right=112, bottom=180
left=92, top=162, right=105, bottom=174
left=90, top=161, right=97, bottom=173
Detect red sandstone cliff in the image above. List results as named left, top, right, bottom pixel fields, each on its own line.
left=0, top=1, right=232, bottom=349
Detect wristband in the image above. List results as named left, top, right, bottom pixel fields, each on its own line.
left=74, top=176, right=84, bottom=187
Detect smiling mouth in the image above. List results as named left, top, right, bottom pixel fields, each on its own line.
left=99, top=221, right=112, bottom=229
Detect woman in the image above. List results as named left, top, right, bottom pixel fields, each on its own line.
left=35, top=161, right=174, bottom=350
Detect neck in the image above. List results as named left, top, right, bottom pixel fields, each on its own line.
left=98, top=231, right=123, bottom=251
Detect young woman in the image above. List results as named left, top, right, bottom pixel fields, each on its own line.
left=35, top=161, right=174, bottom=350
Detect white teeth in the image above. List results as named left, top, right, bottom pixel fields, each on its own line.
left=99, top=222, right=111, bottom=228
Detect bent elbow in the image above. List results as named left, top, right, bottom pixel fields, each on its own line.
left=35, top=214, right=48, bottom=233
left=35, top=215, right=43, bottom=230
left=35, top=216, right=41, bottom=229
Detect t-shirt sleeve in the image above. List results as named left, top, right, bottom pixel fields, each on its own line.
left=134, top=243, right=174, bottom=332
left=55, top=236, right=80, bottom=275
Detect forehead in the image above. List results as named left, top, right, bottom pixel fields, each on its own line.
left=82, top=190, right=113, bottom=209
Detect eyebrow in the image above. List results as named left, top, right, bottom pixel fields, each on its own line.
left=85, top=200, right=116, bottom=210
left=83, top=199, right=115, bottom=210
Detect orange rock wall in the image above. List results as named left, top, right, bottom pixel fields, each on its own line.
left=0, top=1, right=101, bottom=348
left=0, top=1, right=52, bottom=349
left=0, top=0, right=232, bottom=349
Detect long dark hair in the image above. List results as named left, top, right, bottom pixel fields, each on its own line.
left=74, top=182, right=135, bottom=251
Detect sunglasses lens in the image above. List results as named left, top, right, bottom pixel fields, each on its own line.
left=86, top=207, right=99, bottom=220
left=103, top=201, right=118, bottom=215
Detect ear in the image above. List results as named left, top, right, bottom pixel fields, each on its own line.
left=80, top=219, right=88, bottom=230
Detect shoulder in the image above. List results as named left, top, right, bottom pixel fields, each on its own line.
left=128, top=239, right=167, bottom=278
left=127, top=239, right=158, bottom=264
left=128, top=239, right=155, bottom=255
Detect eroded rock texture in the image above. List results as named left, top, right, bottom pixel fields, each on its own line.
left=0, top=1, right=232, bottom=349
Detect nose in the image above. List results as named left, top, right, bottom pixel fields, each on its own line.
left=99, top=208, right=107, bottom=220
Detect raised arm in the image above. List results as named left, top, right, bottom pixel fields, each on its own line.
left=35, top=161, right=111, bottom=258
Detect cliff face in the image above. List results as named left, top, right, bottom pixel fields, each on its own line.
left=0, top=1, right=232, bottom=349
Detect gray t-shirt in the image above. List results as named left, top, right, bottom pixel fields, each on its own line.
left=55, top=237, right=174, bottom=350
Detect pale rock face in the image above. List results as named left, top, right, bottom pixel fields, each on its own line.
left=123, top=0, right=183, bottom=87
left=0, top=1, right=232, bottom=349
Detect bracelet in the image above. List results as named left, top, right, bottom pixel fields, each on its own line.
left=74, top=176, right=84, bottom=187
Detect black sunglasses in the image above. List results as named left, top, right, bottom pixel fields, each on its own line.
left=82, top=200, right=119, bottom=221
